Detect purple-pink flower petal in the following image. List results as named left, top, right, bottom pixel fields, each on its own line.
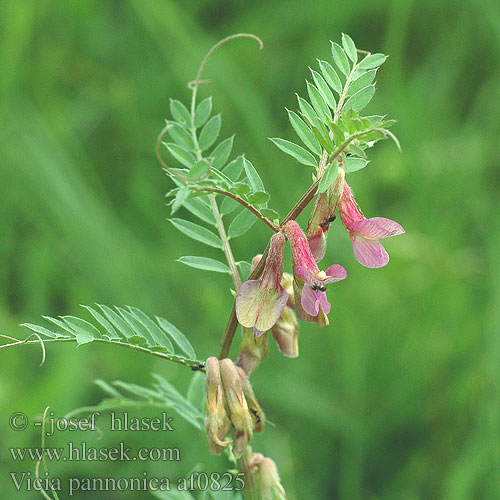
left=301, top=285, right=320, bottom=316
left=318, top=291, right=331, bottom=315
left=348, top=217, right=405, bottom=240
left=352, top=236, right=389, bottom=268
left=236, top=280, right=288, bottom=333
left=294, top=265, right=314, bottom=285
left=323, top=264, right=348, bottom=284
left=301, top=286, right=331, bottom=316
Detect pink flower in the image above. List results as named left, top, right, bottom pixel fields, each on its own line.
left=236, top=233, right=289, bottom=335
left=338, top=182, right=405, bottom=268
left=283, top=221, right=347, bottom=322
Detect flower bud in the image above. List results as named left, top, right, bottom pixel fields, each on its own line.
left=307, top=167, right=345, bottom=262
left=252, top=456, right=287, bottom=500
left=236, top=366, right=265, bottom=433
left=236, top=327, right=268, bottom=376
left=204, top=357, right=232, bottom=455
left=219, top=358, right=253, bottom=458
left=272, top=304, right=299, bottom=358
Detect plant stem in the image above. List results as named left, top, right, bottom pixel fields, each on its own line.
left=209, top=194, right=242, bottom=289
left=196, top=187, right=279, bottom=232
left=0, top=337, right=203, bottom=369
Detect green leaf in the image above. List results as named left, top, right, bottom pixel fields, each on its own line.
left=211, top=136, right=234, bottom=169
left=318, top=161, right=339, bottom=193
left=116, top=307, right=155, bottom=346
left=151, top=374, right=203, bottom=427
left=344, top=85, right=375, bottom=112
left=311, top=118, right=335, bottom=153
left=61, top=316, right=101, bottom=338
left=21, top=323, right=61, bottom=339
left=183, top=197, right=217, bottom=226
left=237, top=261, right=253, bottom=280
left=43, top=316, right=80, bottom=336
left=128, top=335, right=148, bottom=346
left=220, top=196, right=239, bottom=216
left=343, top=156, right=370, bottom=173
left=81, top=305, right=119, bottom=339
left=210, top=167, right=233, bottom=186
left=342, top=33, right=357, bottom=63
left=165, top=143, right=195, bottom=168
left=177, top=256, right=230, bottom=273
left=247, top=191, right=270, bottom=205
left=187, top=371, right=205, bottom=408
left=171, top=186, right=190, bottom=214
left=193, top=97, right=212, bottom=128
left=297, top=94, right=318, bottom=124
left=331, top=42, right=350, bottom=76
left=358, top=53, right=388, bottom=70
left=307, top=81, right=331, bottom=121
left=126, top=307, right=174, bottom=352
left=167, top=123, right=195, bottom=150
left=187, top=160, right=209, bottom=179
left=269, top=138, right=317, bottom=167
left=232, top=182, right=250, bottom=195
left=198, top=115, right=221, bottom=151
left=156, top=317, right=196, bottom=359
left=318, top=60, right=342, bottom=94
left=170, top=218, right=222, bottom=248
left=348, top=144, right=367, bottom=158
left=76, top=333, right=95, bottom=346
left=287, top=109, right=322, bottom=156
left=348, top=69, right=377, bottom=96
left=260, top=208, right=279, bottom=219
left=169, top=99, right=191, bottom=125
left=310, top=69, right=337, bottom=109
left=328, top=121, right=346, bottom=148
left=228, top=209, right=257, bottom=238
left=97, top=304, right=136, bottom=339
left=243, top=159, right=265, bottom=193
left=223, top=156, right=244, bottom=181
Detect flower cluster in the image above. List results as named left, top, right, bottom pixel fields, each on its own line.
left=234, top=165, right=405, bottom=342
left=205, top=357, right=264, bottom=458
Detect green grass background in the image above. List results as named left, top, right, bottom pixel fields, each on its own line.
left=1, top=0, right=500, bottom=499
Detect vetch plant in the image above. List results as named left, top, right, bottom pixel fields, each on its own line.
left=2, top=33, right=405, bottom=499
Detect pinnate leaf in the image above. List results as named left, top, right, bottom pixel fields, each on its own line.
left=287, top=109, right=322, bottom=156
left=177, top=256, right=230, bottom=273
left=358, top=53, right=388, bottom=70
left=342, top=33, right=357, bottom=63
left=331, top=42, right=350, bottom=76
left=194, top=97, right=212, bottom=128
left=198, top=115, right=221, bottom=151
left=318, top=60, right=342, bottom=94
left=344, top=85, right=375, bottom=112
left=170, top=99, right=191, bottom=125
left=228, top=209, right=257, bottom=238
left=170, top=218, right=222, bottom=248
left=269, top=138, right=317, bottom=167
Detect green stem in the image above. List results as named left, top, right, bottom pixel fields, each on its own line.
left=195, top=186, right=279, bottom=232
left=0, top=337, right=203, bottom=369
left=209, top=194, right=242, bottom=289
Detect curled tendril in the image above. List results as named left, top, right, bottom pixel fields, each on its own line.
left=189, top=33, right=263, bottom=96
left=0, top=332, right=46, bottom=366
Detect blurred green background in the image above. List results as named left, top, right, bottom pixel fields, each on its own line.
left=1, top=0, right=500, bottom=499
